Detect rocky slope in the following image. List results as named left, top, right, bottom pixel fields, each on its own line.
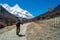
left=26, top=16, right=60, bottom=40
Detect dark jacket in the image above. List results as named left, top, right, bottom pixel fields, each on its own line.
left=16, top=21, right=23, bottom=27
left=16, top=21, right=20, bottom=27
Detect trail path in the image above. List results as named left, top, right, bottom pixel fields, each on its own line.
left=0, top=23, right=30, bottom=40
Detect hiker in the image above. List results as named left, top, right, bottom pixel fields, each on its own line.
left=16, top=19, right=23, bottom=36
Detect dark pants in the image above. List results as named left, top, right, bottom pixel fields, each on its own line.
left=16, top=25, right=20, bottom=35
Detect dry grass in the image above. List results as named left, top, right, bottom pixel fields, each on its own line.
left=26, top=16, right=60, bottom=40
left=0, top=25, right=16, bottom=34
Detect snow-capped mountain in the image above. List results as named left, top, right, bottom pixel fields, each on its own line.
left=0, top=4, right=34, bottom=19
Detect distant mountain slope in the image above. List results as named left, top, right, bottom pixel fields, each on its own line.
left=0, top=4, right=17, bottom=27
left=32, top=4, right=60, bottom=21
left=0, top=4, right=34, bottom=19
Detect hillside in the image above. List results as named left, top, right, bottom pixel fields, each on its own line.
left=26, top=16, right=60, bottom=40
left=32, top=4, right=60, bottom=21
left=0, top=5, right=17, bottom=28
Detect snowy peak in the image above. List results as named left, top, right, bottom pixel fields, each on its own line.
left=0, top=4, right=34, bottom=19
left=0, top=4, right=11, bottom=10
left=12, top=4, right=23, bottom=12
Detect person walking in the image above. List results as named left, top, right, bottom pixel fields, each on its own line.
left=16, top=20, right=20, bottom=35
left=16, top=19, right=23, bottom=36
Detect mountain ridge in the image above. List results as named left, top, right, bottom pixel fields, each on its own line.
left=0, top=4, right=34, bottom=19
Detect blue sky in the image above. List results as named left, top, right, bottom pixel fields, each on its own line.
left=0, top=0, right=60, bottom=16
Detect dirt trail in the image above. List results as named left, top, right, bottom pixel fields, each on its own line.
left=0, top=23, right=31, bottom=40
